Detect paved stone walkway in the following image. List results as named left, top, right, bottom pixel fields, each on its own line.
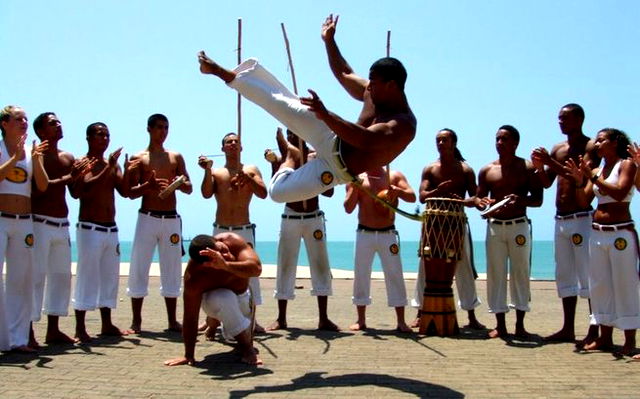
left=2, top=277, right=638, bottom=398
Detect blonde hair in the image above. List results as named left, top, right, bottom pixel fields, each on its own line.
left=0, top=105, right=25, bottom=136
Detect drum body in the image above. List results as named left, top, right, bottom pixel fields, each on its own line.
left=418, top=198, right=466, bottom=336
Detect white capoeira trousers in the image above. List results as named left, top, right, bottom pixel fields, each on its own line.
left=32, top=215, right=72, bottom=321
left=201, top=288, right=252, bottom=341
left=213, top=224, right=262, bottom=305
left=412, top=224, right=481, bottom=311
left=127, top=212, right=183, bottom=298
left=352, top=229, right=407, bottom=307
left=0, top=216, right=34, bottom=351
left=486, top=217, right=531, bottom=313
left=588, top=226, right=640, bottom=330
left=228, top=59, right=353, bottom=203
left=554, top=213, right=591, bottom=298
left=73, top=223, right=120, bottom=311
left=274, top=207, right=332, bottom=300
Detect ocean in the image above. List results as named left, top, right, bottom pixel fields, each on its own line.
left=74, top=240, right=556, bottom=280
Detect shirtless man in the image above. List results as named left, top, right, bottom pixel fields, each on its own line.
left=70, top=122, right=131, bottom=342
left=0, top=105, right=48, bottom=352
left=197, top=15, right=415, bottom=203
left=411, top=129, right=488, bottom=330
left=264, top=128, right=339, bottom=331
left=30, top=112, right=91, bottom=347
left=344, top=166, right=415, bottom=332
left=164, top=233, right=262, bottom=366
left=126, top=114, right=192, bottom=333
left=477, top=125, right=543, bottom=339
left=531, top=104, right=600, bottom=344
left=198, top=132, right=267, bottom=335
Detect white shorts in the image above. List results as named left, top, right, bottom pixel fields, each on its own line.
left=32, top=215, right=72, bottom=321
left=201, top=288, right=252, bottom=341
left=412, top=224, right=481, bottom=311
left=274, top=207, right=332, bottom=300
left=73, top=223, right=120, bottom=311
left=0, top=215, right=34, bottom=350
left=352, top=227, right=407, bottom=307
left=588, top=224, right=640, bottom=330
left=228, top=58, right=353, bottom=203
left=554, top=212, right=591, bottom=298
left=485, top=217, right=531, bottom=313
left=213, top=223, right=262, bottom=305
left=127, top=211, right=183, bottom=298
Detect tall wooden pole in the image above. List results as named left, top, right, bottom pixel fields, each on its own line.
left=385, top=30, right=391, bottom=185
left=236, top=18, right=242, bottom=167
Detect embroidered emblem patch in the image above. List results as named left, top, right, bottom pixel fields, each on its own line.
left=571, top=233, right=583, bottom=246
left=170, top=233, right=180, bottom=245
left=515, top=234, right=526, bottom=246
left=313, top=229, right=324, bottom=240
left=614, top=237, right=627, bottom=251
left=320, top=171, right=334, bottom=185
left=24, top=233, right=34, bottom=247
left=116, top=244, right=121, bottom=256
left=389, top=243, right=399, bottom=255
left=7, top=167, right=27, bottom=183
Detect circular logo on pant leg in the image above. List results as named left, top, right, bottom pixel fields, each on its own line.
left=170, top=233, right=181, bottom=245
left=571, top=233, right=583, bottom=246
left=313, top=229, right=324, bottom=240
left=320, top=171, right=334, bottom=185
left=116, top=244, right=121, bottom=256
left=389, top=243, right=399, bottom=255
left=24, top=233, right=34, bottom=247
left=7, top=167, right=28, bottom=183
left=614, top=237, right=627, bottom=251
left=515, top=234, right=526, bottom=246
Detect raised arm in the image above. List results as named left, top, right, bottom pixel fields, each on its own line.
left=389, top=170, right=416, bottom=203
left=321, top=14, right=368, bottom=101
left=344, top=182, right=360, bottom=214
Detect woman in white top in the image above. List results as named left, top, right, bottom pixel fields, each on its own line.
left=0, top=105, right=48, bottom=352
left=568, top=128, right=638, bottom=357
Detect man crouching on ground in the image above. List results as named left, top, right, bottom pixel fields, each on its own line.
left=164, top=233, right=262, bottom=366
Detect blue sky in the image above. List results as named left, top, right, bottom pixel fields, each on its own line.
left=2, top=1, right=638, bottom=242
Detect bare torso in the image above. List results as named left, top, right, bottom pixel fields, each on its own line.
left=212, top=164, right=261, bottom=225
left=481, top=157, right=535, bottom=219
left=132, top=149, right=187, bottom=211
left=354, top=171, right=399, bottom=228
left=77, top=156, right=120, bottom=223
left=552, top=137, right=597, bottom=214
left=32, top=149, right=74, bottom=218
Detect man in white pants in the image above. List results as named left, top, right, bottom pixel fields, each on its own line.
left=126, top=114, right=192, bottom=333
left=196, top=44, right=415, bottom=203
left=344, top=166, right=415, bottom=331
left=198, top=132, right=267, bottom=335
left=164, top=233, right=262, bottom=366
left=410, top=128, right=487, bottom=329
left=0, top=105, right=48, bottom=352
left=477, top=125, right=543, bottom=339
left=264, top=127, right=339, bottom=331
left=71, top=122, right=131, bottom=342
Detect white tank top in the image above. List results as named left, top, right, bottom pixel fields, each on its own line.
left=594, top=159, right=633, bottom=204
left=0, top=140, right=32, bottom=197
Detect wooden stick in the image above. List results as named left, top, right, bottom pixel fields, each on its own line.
left=281, top=22, right=308, bottom=208
left=385, top=30, right=391, bottom=185
left=237, top=18, right=242, bottom=167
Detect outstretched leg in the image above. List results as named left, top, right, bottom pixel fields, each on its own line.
left=198, top=51, right=236, bottom=83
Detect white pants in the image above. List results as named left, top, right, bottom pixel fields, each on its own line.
left=32, top=215, right=72, bottom=321
left=201, top=289, right=251, bottom=341
left=213, top=224, right=262, bottom=305
left=127, top=212, right=183, bottom=298
left=412, top=225, right=481, bottom=311
left=554, top=213, right=591, bottom=298
left=228, top=59, right=352, bottom=203
left=588, top=226, right=640, bottom=330
left=352, top=229, right=407, bottom=307
left=486, top=217, right=531, bottom=313
left=274, top=207, right=332, bottom=300
left=73, top=223, right=120, bottom=311
left=0, top=216, right=34, bottom=350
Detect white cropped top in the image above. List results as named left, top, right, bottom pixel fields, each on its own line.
left=593, top=160, right=633, bottom=204
left=0, top=140, right=32, bottom=197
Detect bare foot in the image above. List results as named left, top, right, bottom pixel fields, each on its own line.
left=576, top=325, right=600, bottom=348
left=197, top=51, right=235, bottom=82
left=204, top=327, right=217, bottom=341
left=409, top=317, right=420, bottom=329
left=253, top=322, right=266, bottom=335
left=318, top=319, right=340, bottom=332
left=514, top=327, right=530, bottom=339
left=620, top=341, right=636, bottom=356
left=240, top=348, right=263, bottom=366
left=488, top=328, right=507, bottom=339
left=75, top=331, right=92, bottom=343
left=396, top=322, right=413, bottom=333
left=11, top=345, right=37, bottom=354
left=544, top=329, right=575, bottom=342
left=266, top=319, right=287, bottom=331
left=167, top=321, right=182, bottom=333
left=464, top=320, right=486, bottom=330
left=633, top=353, right=640, bottom=360
left=349, top=322, right=367, bottom=331
left=101, top=325, right=133, bottom=336
left=198, top=321, right=208, bottom=332
left=45, top=330, right=78, bottom=344
left=28, top=336, right=40, bottom=350
left=130, top=321, right=141, bottom=334
left=583, top=337, right=613, bottom=352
